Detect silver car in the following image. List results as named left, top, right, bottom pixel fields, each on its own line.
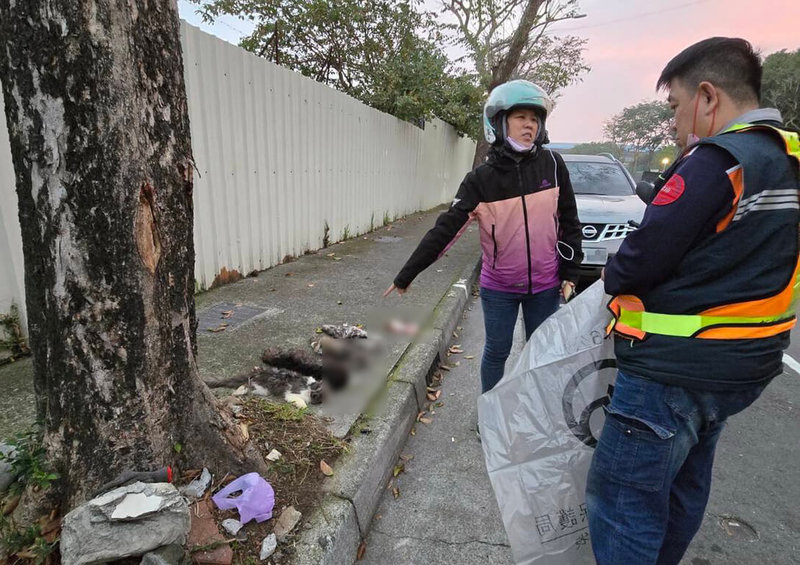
left=561, top=154, right=647, bottom=279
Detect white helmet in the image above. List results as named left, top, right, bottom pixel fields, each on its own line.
left=483, top=80, right=554, bottom=145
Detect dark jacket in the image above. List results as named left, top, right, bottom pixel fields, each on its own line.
left=606, top=120, right=800, bottom=390
left=394, top=146, right=584, bottom=294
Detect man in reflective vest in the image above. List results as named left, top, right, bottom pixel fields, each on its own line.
left=586, top=37, right=800, bottom=565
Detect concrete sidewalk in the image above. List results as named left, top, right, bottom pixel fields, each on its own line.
left=193, top=206, right=479, bottom=438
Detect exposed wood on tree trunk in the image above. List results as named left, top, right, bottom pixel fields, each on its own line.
left=0, top=0, right=266, bottom=509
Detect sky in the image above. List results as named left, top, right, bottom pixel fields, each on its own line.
left=178, top=0, right=800, bottom=143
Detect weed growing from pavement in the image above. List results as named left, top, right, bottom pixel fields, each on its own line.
left=0, top=510, right=59, bottom=564
left=0, top=429, right=61, bottom=563
left=0, top=304, right=30, bottom=365
left=342, top=225, right=351, bottom=240
left=1, top=430, right=59, bottom=495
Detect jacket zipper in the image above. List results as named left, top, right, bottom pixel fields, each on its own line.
left=517, top=163, right=533, bottom=294
left=491, top=224, right=498, bottom=269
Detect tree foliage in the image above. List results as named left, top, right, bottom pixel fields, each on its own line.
left=437, top=0, right=589, bottom=164
left=196, top=0, right=453, bottom=124
left=762, top=48, right=800, bottom=132
left=564, top=141, right=622, bottom=158
left=434, top=72, right=486, bottom=140
left=438, top=0, right=588, bottom=92
left=604, top=100, right=673, bottom=171
left=604, top=100, right=673, bottom=152
left=195, top=0, right=589, bottom=143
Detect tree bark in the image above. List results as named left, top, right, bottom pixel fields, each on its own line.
left=472, top=0, right=545, bottom=169
left=0, top=0, right=265, bottom=509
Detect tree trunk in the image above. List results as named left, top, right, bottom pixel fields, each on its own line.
left=0, top=0, right=265, bottom=509
left=472, top=0, right=545, bottom=168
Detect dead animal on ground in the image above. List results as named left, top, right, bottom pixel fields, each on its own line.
left=310, top=333, right=383, bottom=372
left=320, top=323, right=368, bottom=339
left=211, top=366, right=327, bottom=409
left=262, top=346, right=349, bottom=391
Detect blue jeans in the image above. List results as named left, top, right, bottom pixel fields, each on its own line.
left=586, top=370, right=766, bottom=565
left=479, top=285, right=559, bottom=393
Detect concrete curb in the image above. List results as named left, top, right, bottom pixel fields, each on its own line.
left=288, top=258, right=481, bottom=565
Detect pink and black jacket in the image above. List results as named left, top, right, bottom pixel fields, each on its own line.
left=394, top=146, right=584, bottom=294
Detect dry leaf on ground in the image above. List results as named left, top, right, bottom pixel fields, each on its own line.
left=320, top=460, right=334, bottom=476
left=357, top=541, right=367, bottom=560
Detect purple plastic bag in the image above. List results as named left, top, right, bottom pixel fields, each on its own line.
left=212, top=472, right=275, bottom=523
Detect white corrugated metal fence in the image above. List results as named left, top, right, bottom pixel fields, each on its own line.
left=0, top=22, right=476, bottom=328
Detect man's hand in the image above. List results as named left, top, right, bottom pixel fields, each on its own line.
left=383, top=283, right=409, bottom=297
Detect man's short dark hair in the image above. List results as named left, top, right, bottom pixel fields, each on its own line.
left=657, top=37, right=762, bottom=103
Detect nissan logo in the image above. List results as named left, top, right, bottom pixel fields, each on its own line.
left=582, top=225, right=598, bottom=238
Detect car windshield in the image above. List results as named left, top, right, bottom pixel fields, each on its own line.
left=565, top=161, right=633, bottom=196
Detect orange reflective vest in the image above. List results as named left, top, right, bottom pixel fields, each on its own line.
left=607, top=124, right=800, bottom=341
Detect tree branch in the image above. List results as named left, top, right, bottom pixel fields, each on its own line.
left=490, top=0, right=544, bottom=88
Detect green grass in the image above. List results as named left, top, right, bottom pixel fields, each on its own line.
left=260, top=401, right=307, bottom=421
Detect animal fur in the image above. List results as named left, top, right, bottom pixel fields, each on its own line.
left=262, top=347, right=349, bottom=391
left=211, top=366, right=326, bottom=408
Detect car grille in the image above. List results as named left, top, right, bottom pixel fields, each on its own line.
left=581, top=223, right=635, bottom=241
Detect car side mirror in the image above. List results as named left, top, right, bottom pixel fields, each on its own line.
left=635, top=181, right=656, bottom=204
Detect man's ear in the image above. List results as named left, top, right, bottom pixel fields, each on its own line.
left=697, top=81, right=719, bottom=114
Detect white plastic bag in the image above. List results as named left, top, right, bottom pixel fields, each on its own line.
left=478, top=280, right=615, bottom=564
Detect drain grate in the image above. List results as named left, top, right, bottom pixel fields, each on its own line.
left=197, top=302, right=266, bottom=333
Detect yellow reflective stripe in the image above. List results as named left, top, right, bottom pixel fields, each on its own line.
left=723, top=123, right=753, bottom=133
left=784, top=130, right=800, bottom=160
left=724, top=123, right=800, bottom=160
left=618, top=309, right=796, bottom=338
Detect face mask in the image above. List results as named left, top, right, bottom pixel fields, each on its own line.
left=506, top=136, right=534, bottom=152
